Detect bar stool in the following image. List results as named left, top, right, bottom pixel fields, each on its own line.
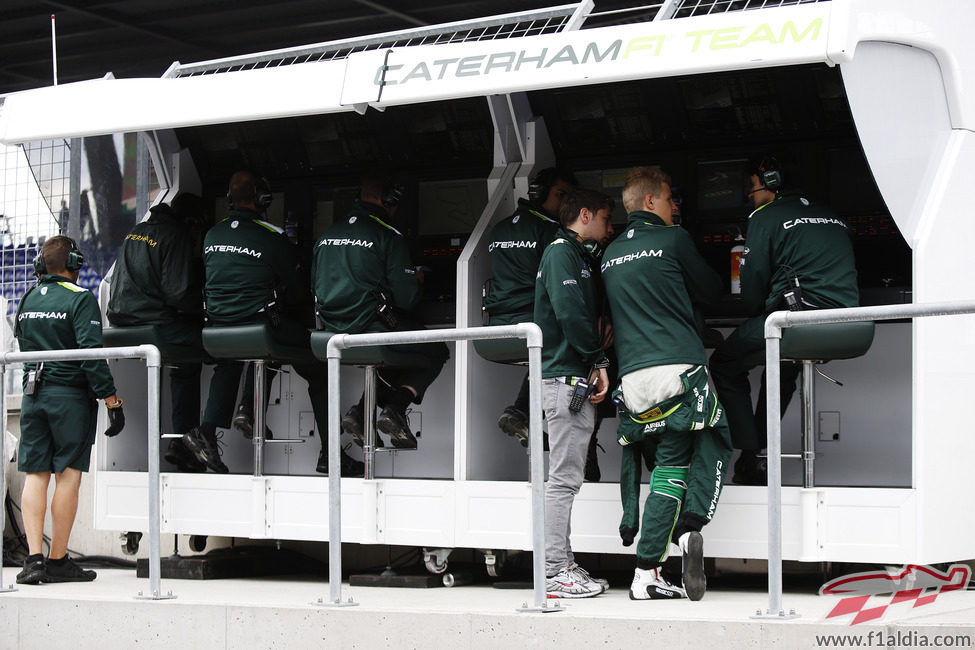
left=310, top=331, right=428, bottom=480
left=763, top=320, right=876, bottom=487
left=102, top=324, right=210, bottom=447
left=201, top=323, right=307, bottom=476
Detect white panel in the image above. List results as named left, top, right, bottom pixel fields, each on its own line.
left=379, top=480, right=455, bottom=546
left=840, top=42, right=951, bottom=245
left=374, top=5, right=830, bottom=107
left=0, top=60, right=350, bottom=143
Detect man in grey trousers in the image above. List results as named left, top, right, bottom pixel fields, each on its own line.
left=533, top=187, right=615, bottom=598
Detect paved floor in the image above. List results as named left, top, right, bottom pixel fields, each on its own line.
left=1, top=566, right=974, bottom=649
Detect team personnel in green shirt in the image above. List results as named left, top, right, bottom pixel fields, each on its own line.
left=534, top=187, right=614, bottom=599
left=602, top=167, right=732, bottom=601
left=709, top=158, right=859, bottom=485
left=16, top=236, right=125, bottom=585
left=483, top=168, right=576, bottom=445
left=314, top=169, right=449, bottom=450
left=184, top=171, right=362, bottom=476
left=108, top=193, right=208, bottom=472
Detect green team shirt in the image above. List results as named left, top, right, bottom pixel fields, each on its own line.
left=602, top=211, right=722, bottom=377
left=533, top=230, right=607, bottom=378
left=16, top=274, right=116, bottom=398
left=313, top=201, right=420, bottom=333
left=741, top=190, right=859, bottom=315
left=108, top=204, right=203, bottom=326
left=483, top=199, right=560, bottom=316
left=203, top=208, right=299, bottom=324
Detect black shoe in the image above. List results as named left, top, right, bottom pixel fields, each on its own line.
left=732, top=456, right=767, bottom=486
left=164, top=437, right=207, bottom=473
left=341, top=404, right=382, bottom=448
left=680, top=531, right=706, bottom=601
left=16, top=555, right=46, bottom=585
left=497, top=406, right=529, bottom=447
left=232, top=404, right=253, bottom=438
left=316, top=446, right=366, bottom=477
left=183, top=427, right=229, bottom=474
left=42, top=556, right=96, bottom=583
left=377, top=407, right=417, bottom=449
left=584, top=435, right=603, bottom=483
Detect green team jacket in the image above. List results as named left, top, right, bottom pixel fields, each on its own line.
left=16, top=274, right=116, bottom=398
left=533, top=230, right=608, bottom=378
left=741, top=190, right=859, bottom=315
left=483, top=199, right=560, bottom=316
left=107, top=203, right=203, bottom=326
left=203, top=208, right=300, bottom=324
left=602, top=211, right=722, bottom=377
left=313, top=200, right=420, bottom=333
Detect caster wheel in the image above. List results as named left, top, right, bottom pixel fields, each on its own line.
left=121, top=531, right=143, bottom=556
left=189, top=535, right=208, bottom=553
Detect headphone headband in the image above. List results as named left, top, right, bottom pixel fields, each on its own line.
left=33, top=236, right=84, bottom=276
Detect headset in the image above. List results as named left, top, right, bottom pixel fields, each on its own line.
left=565, top=228, right=604, bottom=262
left=528, top=168, right=559, bottom=205
left=33, top=236, right=84, bottom=276
left=382, top=183, right=405, bottom=209
left=757, top=156, right=784, bottom=192
left=227, top=174, right=273, bottom=210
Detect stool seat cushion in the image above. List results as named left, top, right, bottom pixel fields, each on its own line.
left=202, top=323, right=309, bottom=363
left=780, top=321, right=875, bottom=361
left=473, top=338, right=529, bottom=365
left=309, top=331, right=431, bottom=368
left=102, top=325, right=207, bottom=364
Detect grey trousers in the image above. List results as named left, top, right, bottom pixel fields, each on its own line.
left=543, top=378, right=596, bottom=577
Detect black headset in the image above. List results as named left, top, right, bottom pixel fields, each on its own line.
left=33, top=237, right=84, bottom=276
left=565, top=228, right=604, bottom=262
left=227, top=175, right=273, bottom=210
left=528, top=168, right=558, bottom=205
left=382, top=183, right=405, bottom=208
left=757, top=156, right=784, bottom=192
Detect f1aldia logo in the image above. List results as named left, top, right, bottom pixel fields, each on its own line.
left=819, top=564, right=970, bottom=625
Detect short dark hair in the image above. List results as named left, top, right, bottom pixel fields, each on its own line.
left=40, top=235, right=75, bottom=273
left=228, top=171, right=258, bottom=208
left=171, top=192, right=206, bottom=227
left=360, top=168, right=395, bottom=202
left=558, top=188, right=614, bottom=229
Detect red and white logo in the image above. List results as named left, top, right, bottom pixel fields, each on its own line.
left=819, top=564, right=970, bottom=625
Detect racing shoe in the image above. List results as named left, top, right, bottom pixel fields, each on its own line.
left=546, top=566, right=604, bottom=599
left=377, top=406, right=417, bottom=449
left=16, top=554, right=46, bottom=585
left=629, top=567, right=686, bottom=600
left=164, top=437, right=207, bottom=473
left=569, top=562, right=609, bottom=592
left=316, top=446, right=365, bottom=477
left=42, top=556, right=96, bottom=583
left=679, top=531, right=706, bottom=601
left=497, top=406, right=529, bottom=447
left=183, top=427, right=229, bottom=474
left=342, top=404, right=382, bottom=448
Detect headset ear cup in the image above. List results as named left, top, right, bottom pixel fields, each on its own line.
left=33, top=254, right=46, bottom=276
left=66, top=249, right=84, bottom=272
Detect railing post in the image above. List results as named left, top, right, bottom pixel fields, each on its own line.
left=315, top=334, right=357, bottom=607
left=0, top=362, right=15, bottom=592
left=137, top=344, right=172, bottom=600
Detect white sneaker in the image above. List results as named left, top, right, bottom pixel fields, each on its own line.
left=568, top=562, right=609, bottom=592
left=546, top=566, right=604, bottom=599
left=679, top=531, right=706, bottom=601
left=629, top=567, right=686, bottom=600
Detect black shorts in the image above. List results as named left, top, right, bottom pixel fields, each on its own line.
left=18, top=384, right=97, bottom=474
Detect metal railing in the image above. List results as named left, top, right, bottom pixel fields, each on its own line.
left=760, top=299, right=975, bottom=618
left=317, top=323, right=553, bottom=612
left=0, top=344, right=172, bottom=600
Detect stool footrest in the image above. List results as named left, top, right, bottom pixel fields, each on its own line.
left=262, top=438, right=306, bottom=444
left=160, top=434, right=184, bottom=439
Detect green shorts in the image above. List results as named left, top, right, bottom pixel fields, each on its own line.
left=18, top=384, right=97, bottom=474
